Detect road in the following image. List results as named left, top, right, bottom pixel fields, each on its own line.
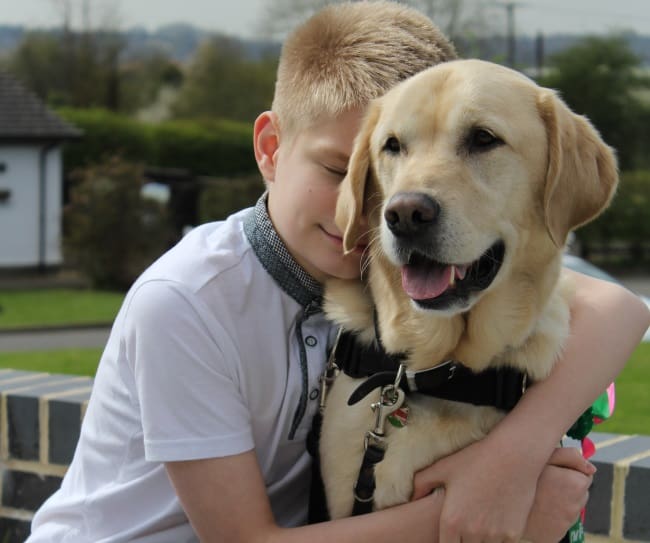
left=0, top=326, right=111, bottom=352
left=0, top=275, right=647, bottom=354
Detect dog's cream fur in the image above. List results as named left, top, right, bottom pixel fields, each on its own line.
left=320, top=59, right=618, bottom=519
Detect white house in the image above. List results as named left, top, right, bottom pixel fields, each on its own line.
left=0, top=71, right=81, bottom=269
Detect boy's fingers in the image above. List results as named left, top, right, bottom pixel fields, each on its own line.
left=547, top=447, right=596, bottom=475
left=411, top=463, right=446, bottom=501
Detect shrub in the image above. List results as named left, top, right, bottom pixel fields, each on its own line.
left=58, top=108, right=156, bottom=171
left=154, top=119, right=254, bottom=177
left=198, top=175, right=265, bottom=223
left=64, top=156, right=174, bottom=290
left=577, top=169, right=650, bottom=266
left=58, top=108, right=257, bottom=177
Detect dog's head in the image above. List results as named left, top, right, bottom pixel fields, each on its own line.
left=337, top=59, right=618, bottom=316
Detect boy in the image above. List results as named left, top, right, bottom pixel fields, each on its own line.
left=28, top=2, right=649, bottom=542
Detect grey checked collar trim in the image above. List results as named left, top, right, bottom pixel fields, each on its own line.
left=244, top=193, right=323, bottom=308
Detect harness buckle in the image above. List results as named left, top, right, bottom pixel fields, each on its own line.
left=364, top=430, right=386, bottom=451
left=353, top=484, right=376, bottom=503
left=368, top=386, right=406, bottom=440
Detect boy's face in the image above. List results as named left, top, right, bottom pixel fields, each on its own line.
left=262, top=108, right=368, bottom=283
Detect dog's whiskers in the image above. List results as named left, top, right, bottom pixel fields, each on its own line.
left=359, top=228, right=381, bottom=279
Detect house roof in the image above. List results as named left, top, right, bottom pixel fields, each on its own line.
left=0, top=71, right=82, bottom=142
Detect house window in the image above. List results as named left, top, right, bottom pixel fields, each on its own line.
left=0, top=189, right=10, bottom=203
left=0, top=163, right=6, bottom=173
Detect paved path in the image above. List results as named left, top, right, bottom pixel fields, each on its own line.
left=0, top=326, right=111, bottom=352
left=0, top=274, right=647, bottom=354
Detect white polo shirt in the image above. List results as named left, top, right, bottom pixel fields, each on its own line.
left=28, top=199, right=333, bottom=542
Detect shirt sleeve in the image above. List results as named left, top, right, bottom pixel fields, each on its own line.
left=121, top=279, right=255, bottom=462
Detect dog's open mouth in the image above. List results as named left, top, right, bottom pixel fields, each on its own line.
left=401, top=240, right=505, bottom=309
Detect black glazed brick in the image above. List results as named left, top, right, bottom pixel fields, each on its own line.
left=6, top=395, right=39, bottom=460
left=583, top=461, right=613, bottom=535
left=1, top=470, right=62, bottom=511
left=49, top=399, right=82, bottom=465
left=624, top=460, right=650, bottom=540
left=0, top=517, right=31, bottom=543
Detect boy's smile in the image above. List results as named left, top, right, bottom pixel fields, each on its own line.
left=256, top=108, right=368, bottom=283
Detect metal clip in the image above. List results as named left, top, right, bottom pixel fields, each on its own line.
left=370, top=386, right=405, bottom=437
left=319, top=328, right=342, bottom=413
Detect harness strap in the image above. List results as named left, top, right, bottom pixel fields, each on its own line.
left=351, top=442, right=386, bottom=516
left=334, top=327, right=529, bottom=518
left=338, top=330, right=529, bottom=411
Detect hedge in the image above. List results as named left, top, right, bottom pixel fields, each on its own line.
left=58, top=108, right=257, bottom=177
left=577, top=169, right=650, bottom=266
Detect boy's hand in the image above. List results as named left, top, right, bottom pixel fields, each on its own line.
left=412, top=437, right=536, bottom=543
left=411, top=441, right=594, bottom=543
left=524, top=447, right=595, bottom=543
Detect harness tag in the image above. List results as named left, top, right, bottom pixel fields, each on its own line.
left=387, top=406, right=410, bottom=428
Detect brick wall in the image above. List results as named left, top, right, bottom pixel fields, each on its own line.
left=0, top=369, right=648, bottom=542
left=579, top=433, right=650, bottom=542
left=0, top=369, right=92, bottom=542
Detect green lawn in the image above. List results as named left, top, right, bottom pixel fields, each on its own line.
left=0, top=288, right=124, bottom=330
left=0, top=343, right=646, bottom=435
left=0, top=348, right=102, bottom=377
left=596, top=342, right=650, bottom=436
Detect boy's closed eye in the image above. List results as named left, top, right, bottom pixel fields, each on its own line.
left=323, top=164, right=348, bottom=178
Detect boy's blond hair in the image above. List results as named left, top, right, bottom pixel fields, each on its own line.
left=272, top=0, right=457, bottom=137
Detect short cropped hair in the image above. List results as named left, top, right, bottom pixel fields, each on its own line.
left=272, top=0, right=457, bottom=137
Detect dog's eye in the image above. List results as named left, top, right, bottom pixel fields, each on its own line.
left=383, top=136, right=402, bottom=154
left=469, top=128, right=503, bottom=151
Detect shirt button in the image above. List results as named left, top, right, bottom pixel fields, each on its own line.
left=309, top=388, right=320, bottom=401
left=305, top=335, right=317, bottom=347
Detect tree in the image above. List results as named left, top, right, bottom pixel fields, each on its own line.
left=257, top=0, right=493, bottom=44
left=6, top=32, right=67, bottom=104
left=7, top=0, right=128, bottom=111
left=540, top=36, right=650, bottom=170
left=171, top=36, right=277, bottom=123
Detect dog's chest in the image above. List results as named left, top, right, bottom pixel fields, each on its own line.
left=320, top=372, right=505, bottom=516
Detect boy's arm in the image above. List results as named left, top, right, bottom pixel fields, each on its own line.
left=166, top=450, right=445, bottom=543
left=165, top=447, right=591, bottom=543
left=412, top=270, right=650, bottom=543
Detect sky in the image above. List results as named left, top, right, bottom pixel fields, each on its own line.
left=1, top=0, right=649, bottom=38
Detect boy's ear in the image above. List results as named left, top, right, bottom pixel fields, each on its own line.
left=254, top=111, right=281, bottom=182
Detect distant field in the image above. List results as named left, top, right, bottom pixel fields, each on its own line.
left=0, top=289, right=124, bottom=330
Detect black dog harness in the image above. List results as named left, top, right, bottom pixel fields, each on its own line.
left=330, top=327, right=530, bottom=516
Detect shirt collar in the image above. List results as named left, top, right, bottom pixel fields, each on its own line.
left=244, top=193, right=323, bottom=309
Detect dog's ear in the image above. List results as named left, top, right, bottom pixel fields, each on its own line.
left=538, top=90, right=619, bottom=248
left=336, top=102, right=381, bottom=254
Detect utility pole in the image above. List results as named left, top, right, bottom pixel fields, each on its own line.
left=495, top=1, right=523, bottom=68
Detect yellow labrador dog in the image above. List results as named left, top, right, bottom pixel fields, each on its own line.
left=319, top=59, right=618, bottom=519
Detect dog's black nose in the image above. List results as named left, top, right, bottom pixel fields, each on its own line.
left=384, top=192, right=441, bottom=237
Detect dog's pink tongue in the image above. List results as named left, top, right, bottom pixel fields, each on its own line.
left=401, top=264, right=453, bottom=300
